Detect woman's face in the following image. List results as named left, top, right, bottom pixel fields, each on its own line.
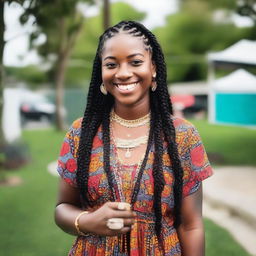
left=101, top=33, right=155, bottom=109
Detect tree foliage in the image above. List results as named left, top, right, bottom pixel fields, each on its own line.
left=154, top=0, right=253, bottom=82
left=20, top=0, right=93, bottom=130
left=4, top=2, right=145, bottom=90
left=197, top=0, right=256, bottom=24
left=67, top=2, right=146, bottom=87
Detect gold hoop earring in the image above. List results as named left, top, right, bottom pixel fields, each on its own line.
left=100, top=84, right=107, bottom=95
left=151, top=83, right=157, bottom=92
left=151, top=74, right=157, bottom=92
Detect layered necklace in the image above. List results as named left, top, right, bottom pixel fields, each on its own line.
left=110, top=109, right=150, bottom=159
left=109, top=110, right=152, bottom=254
left=111, top=110, right=150, bottom=128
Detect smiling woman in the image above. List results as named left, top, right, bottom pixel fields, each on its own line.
left=54, top=21, right=213, bottom=256
left=101, top=32, right=155, bottom=114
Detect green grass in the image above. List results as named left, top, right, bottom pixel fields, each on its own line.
left=0, top=124, right=252, bottom=255
left=205, top=218, right=250, bottom=256
left=0, top=129, right=73, bottom=256
left=190, top=119, right=256, bottom=166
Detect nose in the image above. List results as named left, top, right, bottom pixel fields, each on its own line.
left=115, top=64, right=132, bottom=80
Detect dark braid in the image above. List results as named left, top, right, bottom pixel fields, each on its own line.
left=150, top=94, right=165, bottom=245
left=128, top=21, right=184, bottom=227
left=76, top=21, right=184, bottom=251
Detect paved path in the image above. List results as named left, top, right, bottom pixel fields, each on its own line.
left=203, top=166, right=256, bottom=256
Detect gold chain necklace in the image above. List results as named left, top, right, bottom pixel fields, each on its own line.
left=115, top=135, right=148, bottom=158
left=110, top=109, right=150, bottom=128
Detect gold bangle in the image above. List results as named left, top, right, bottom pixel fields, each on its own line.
left=74, top=211, right=89, bottom=236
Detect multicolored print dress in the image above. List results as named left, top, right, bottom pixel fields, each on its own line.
left=57, top=116, right=213, bottom=256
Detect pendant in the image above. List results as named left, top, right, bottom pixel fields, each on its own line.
left=125, top=148, right=131, bottom=158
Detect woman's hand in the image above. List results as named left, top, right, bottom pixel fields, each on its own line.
left=79, top=202, right=136, bottom=236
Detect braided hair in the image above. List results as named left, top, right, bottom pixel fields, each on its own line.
left=77, top=20, right=184, bottom=248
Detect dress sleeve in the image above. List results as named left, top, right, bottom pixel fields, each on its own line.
left=179, top=121, right=213, bottom=197
left=57, top=119, right=82, bottom=187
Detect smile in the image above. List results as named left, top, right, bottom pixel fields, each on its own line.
left=115, top=83, right=138, bottom=92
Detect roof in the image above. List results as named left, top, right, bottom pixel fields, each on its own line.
left=208, top=40, right=256, bottom=66
left=214, top=69, right=256, bottom=92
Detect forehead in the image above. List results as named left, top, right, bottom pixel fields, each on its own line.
left=101, top=33, right=149, bottom=58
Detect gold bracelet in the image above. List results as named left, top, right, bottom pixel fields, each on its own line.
left=74, top=211, right=89, bottom=236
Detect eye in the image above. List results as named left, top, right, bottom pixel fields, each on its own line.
left=131, top=60, right=143, bottom=66
left=104, top=62, right=117, bottom=69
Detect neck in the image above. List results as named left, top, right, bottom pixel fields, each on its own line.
left=114, top=102, right=150, bottom=120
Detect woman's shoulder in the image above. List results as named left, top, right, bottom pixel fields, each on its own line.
left=171, top=115, right=196, bottom=132
left=66, top=117, right=83, bottom=135
left=70, top=117, right=83, bottom=129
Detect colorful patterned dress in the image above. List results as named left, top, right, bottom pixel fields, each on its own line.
left=57, top=116, right=213, bottom=256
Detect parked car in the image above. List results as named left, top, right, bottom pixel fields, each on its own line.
left=20, top=91, right=56, bottom=125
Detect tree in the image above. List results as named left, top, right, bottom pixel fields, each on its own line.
left=103, top=0, right=110, bottom=30
left=1, top=0, right=25, bottom=144
left=196, top=0, right=256, bottom=24
left=233, top=0, right=256, bottom=24
left=1, top=1, right=24, bottom=141
left=0, top=0, right=28, bottom=182
left=153, top=0, right=252, bottom=82
left=68, top=2, right=146, bottom=85
left=20, top=0, right=93, bottom=130
left=0, top=1, right=5, bottom=145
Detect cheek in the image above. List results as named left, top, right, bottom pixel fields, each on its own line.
left=102, top=69, right=113, bottom=83
left=139, top=65, right=153, bottom=81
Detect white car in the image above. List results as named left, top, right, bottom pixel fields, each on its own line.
left=20, top=90, right=56, bottom=125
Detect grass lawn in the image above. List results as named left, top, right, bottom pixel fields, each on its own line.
left=190, top=119, right=256, bottom=166
left=0, top=122, right=253, bottom=256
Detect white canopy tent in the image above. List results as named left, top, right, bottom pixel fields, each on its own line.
left=214, top=69, right=256, bottom=92
left=208, top=39, right=256, bottom=66
left=207, top=39, right=256, bottom=125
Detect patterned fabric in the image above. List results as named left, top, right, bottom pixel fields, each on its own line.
left=57, top=116, right=213, bottom=256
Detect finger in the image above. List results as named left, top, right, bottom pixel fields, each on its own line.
left=117, top=202, right=131, bottom=211
left=119, top=226, right=131, bottom=234
left=123, top=218, right=135, bottom=227
left=111, top=211, right=136, bottom=219
left=107, top=202, right=131, bottom=211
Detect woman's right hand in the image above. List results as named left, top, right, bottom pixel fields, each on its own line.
left=79, top=202, right=136, bottom=236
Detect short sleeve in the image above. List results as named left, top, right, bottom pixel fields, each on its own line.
left=57, top=118, right=82, bottom=187
left=178, top=120, right=213, bottom=197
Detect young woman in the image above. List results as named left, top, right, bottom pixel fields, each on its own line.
left=55, top=20, right=213, bottom=256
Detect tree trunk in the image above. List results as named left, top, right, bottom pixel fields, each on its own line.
left=55, top=16, right=84, bottom=130
left=0, top=2, right=6, bottom=180
left=55, top=50, right=69, bottom=131
left=103, top=0, right=110, bottom=30
left=0, top=1, right=6, bottom=144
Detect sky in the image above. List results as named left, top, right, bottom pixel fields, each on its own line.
left=4, top=0, right=177, bottom=67
left=3, top=0, right=253, bottom=67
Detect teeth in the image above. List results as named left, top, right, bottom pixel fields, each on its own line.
left=117, top=83, right=137, bottom=91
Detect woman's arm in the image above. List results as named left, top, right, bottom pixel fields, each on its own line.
left=54, top=179, right=136, bottom=237
left=177, top=184, right=205, bottom=256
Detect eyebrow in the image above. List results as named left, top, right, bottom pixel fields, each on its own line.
left=103, top=53, right=145, bottom=61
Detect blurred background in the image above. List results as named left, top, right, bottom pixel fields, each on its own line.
left=0, top=0, right=256, bottom=255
